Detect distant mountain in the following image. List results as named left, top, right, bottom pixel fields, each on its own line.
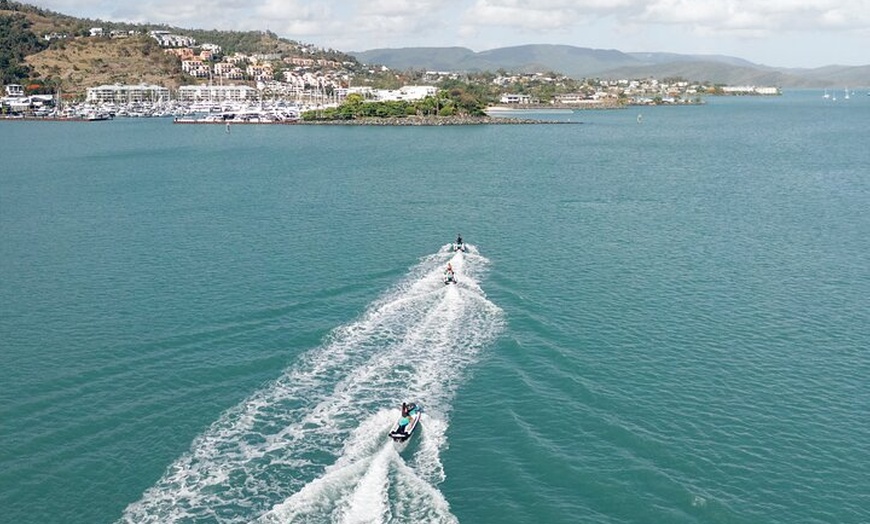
left=354, top=46, right=477, bottom=72
left=786, top=64, right=870, bottom=87
left=625, top=52, right=762, bottom=68
left=351, top=45, right=870, bottom=88
left=353, top=44, right=641, bottom=76
left=599, top=61, right=807, bottom=87
left=465, top=44, right=640, bottom=75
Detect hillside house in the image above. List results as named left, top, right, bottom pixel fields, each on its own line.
left=499, top=93, right=532, bottom=104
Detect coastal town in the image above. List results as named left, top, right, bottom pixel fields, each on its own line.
left=2, top=24, right=784, bottom=123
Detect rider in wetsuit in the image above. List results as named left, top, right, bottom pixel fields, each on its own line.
left=397, top=402, right=419, bottom=433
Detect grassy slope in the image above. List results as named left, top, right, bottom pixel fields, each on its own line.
left=1, top=6, right=187, bottom=95
left=25, top=36, right=188, bottom=95
left=3, top=6, right=82, bottom=35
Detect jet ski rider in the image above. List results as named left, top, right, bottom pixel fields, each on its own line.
left=398, top=402, right=418, bottom=433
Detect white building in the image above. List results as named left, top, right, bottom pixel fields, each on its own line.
left=399, top=85, right=436, bottom=100
left=499, top=93, right=532, bottom=104
left=553, top=93, right=601, bottom=105
left=43, top=32, right=69, bottom=41
left=181, top=60, right=210, bottom=78
left=246, top=63, right=274, bottom=82
left=213, top=63, right=244, bottom=80
left=176, top=85, right=258, bottom=102
left=200, top=43, right=222, bottom=55
left=86, top=83, right=170, bottom=103
left=4, top=84, right=25, bottom=97
left=0, top=84, right=43, bottom=112
left=370, top=85, right=437, bottom=102
left=721, top=85, right=781, bottom=95
left=149, top=30, right=196, bottom=48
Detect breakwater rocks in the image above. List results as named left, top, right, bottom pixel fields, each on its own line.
left=298, top=116, right=579, bottom=126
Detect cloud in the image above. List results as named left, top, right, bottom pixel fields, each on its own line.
left=364, top=0, right=446, bottom=17
left=23, top=0, right=870, bottom=65
left=465, top=4, right=583, bottom=31
left=464, top=0, right=870, bottom=35
left=30, top=0, right=870, bottom=38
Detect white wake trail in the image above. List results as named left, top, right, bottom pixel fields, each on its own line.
left=119, top=245, right=503, bottom=523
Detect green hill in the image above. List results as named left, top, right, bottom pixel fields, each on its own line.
left=0, top=0, right=359, bottom=97
left=0, top=4, right=47, bottom=85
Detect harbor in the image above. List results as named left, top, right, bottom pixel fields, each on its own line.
left=1, top=96, right=581, bottom=125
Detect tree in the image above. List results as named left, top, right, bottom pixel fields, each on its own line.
left=0, top=12, right=47, bottom=84
left=434, top=83, right=487, bottom=116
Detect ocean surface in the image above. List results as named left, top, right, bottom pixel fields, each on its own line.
left=1, top=91, right=868, bottom=524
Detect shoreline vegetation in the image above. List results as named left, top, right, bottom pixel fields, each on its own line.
left=263, top=115, right=577, bottom=125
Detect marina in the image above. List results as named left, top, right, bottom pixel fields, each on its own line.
left=1, top=99, right=308, bottom=122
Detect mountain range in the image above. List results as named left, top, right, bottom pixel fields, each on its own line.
left=351, top=45, right=870, bottom=88
left=4, top=0, right=868, bottom=93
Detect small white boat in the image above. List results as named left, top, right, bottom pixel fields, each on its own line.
left=85, top=112, right=112, bottom=121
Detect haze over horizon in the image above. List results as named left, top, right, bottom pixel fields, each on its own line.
left=22, top=0, right=870, bottom=69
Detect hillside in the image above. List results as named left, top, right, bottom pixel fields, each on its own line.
left=351, top=47, right=478, bottom=72
left=0, top=7, right=46, bottom=84
left=0, top=2, right=188, bottom=93
left=0, top=0, right=91, bottom=36
left=352, top=46, right=870, bottom=88
left=26, top=36, right=188, bottom=93
left=469, top=44, right=640, bottom=75
left=1, top=1, right=360, bottom=97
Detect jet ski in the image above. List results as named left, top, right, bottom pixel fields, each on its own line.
left=389, top=402, right=422, bottom=442
left=443, top=263, right=457, bottom=285
left=452, top=242, right=467, bottom=252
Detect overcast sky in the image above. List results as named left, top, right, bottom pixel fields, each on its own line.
left=27, top=0, right=870, bottom=68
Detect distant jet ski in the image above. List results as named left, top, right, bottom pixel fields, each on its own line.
left=389, top=402, right=422, bottom=442
left=453, top=234, right=467, bottom=252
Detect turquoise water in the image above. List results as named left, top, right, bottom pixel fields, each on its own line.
left=1, top=92, right=868, bottom=523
